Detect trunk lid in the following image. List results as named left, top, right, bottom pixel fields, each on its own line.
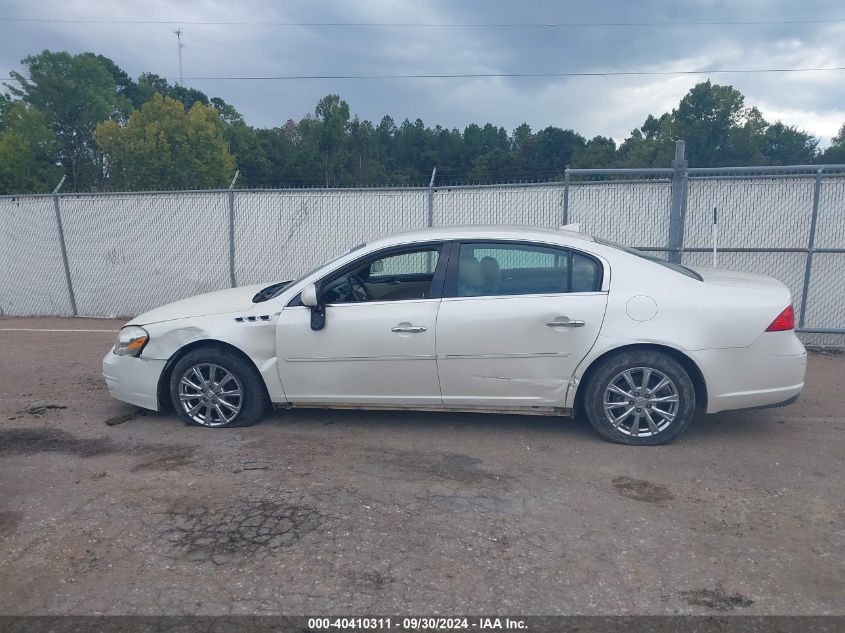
left=688, top=267, right=791, bottom=295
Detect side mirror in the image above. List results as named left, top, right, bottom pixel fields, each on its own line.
left=301, top=283, right=318, bottom=307
left=301, top=283, right=326, bottom=331
left=310, top=304, right=326, bottom=331
left=370, top=260, right=384, bottom=274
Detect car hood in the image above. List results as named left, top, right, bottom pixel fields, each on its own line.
left=128, top=283, right=271, bottom=325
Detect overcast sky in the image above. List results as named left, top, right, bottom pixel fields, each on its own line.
left=2, top=0, right=844, bottom=145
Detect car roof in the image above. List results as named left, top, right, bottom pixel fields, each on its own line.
left=365, top=225, right=595, bottom=250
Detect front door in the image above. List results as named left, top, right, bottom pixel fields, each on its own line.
left=436, top=241, right=608, bottom=407
left=276, top=243, right=446, bottom=405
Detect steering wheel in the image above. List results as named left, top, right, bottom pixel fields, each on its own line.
left=346, top=273, right=373, bottom=302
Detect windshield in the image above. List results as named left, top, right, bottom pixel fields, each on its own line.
left=593, top=237, right=702, bottom=281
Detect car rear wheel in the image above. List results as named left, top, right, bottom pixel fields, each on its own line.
left=169, top=347, right=269, bottom=428
left=582, top=350, right=696, bottom=445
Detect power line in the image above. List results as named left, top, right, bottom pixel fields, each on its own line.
left=5, top=66, right=844, bottom=82
left=1, top=17, right=845, bottom=27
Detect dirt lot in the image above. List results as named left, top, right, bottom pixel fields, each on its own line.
left=0, top=316, right=843, bottom=616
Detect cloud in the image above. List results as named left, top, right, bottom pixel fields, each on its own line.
left=1, top=0, right=844, bottom=145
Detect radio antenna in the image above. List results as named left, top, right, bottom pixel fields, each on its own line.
left=712, top=206, right=718, bottom=267
left=173, top=28, right=184, bottom=86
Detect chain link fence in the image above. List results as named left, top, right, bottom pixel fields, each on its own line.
left=1, top=146, right=843, bottom=346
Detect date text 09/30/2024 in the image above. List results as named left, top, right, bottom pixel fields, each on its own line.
left=307, top=617, right=528, bottom=630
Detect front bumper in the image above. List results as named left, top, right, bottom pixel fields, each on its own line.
left=690, top=331, right=807, bottom=414
left=102, top=352, right=167, bottom=411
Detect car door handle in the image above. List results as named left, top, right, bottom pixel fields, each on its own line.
left=391, top=323, right=427, bottom=333
left=546, top=317, right=585, bottom=328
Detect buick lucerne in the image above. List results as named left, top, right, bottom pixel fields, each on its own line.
left=103, top=225, right=806, bottom=445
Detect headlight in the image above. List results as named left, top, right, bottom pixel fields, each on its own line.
left=113, top=326, right=149, bottom=357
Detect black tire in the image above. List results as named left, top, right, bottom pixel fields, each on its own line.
left=582, top=349, right=696, bottom=445
left=169, top=346, right=269, bottom=428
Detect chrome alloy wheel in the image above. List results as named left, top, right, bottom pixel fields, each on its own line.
left=603, top=367, right=679, bottom=437
left=178, top=363, right=243, bottom=427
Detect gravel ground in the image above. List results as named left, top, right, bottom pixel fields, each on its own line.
left=0, top=316, right=843, bottom=616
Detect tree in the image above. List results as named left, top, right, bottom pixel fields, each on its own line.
left=0, top=92, right=11, bottom=121
left=819, top=123, right=845, bottom=164
left=0, top=102, right=61, bottom=194
left=313, top=95, right=351, bottom=186
left=468, top=148, right=522, bottom=182
left=573, top=136, right=618, bottom=169
left=432, top=127, right=466, bottom=180
left=132, top=73, right=211, bottom=111
left=528, top=127, right=586, bottom=177
left=394, top=118, right=434, bottom=183
left=727, top=106, right=767, bottom=165
left=95, top=94, right=235, bottom=190
left=211, top=97, right=244, bottom=125
left=7, top=50, right=129, bottom=190
left=87, top=53, right=145, bottom=110
left=671, top=81, right=751, bottom=166
left=1, top=52, right=831, bottom=191
left=225, top=121, right=273, bottom=187
left=761, top=122, right=818, bottom=165
left=346, top=116, right=386, bottom=185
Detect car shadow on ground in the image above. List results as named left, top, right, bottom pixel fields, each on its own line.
left=259, top=405, right=790, bottom=446
left=97, top=399, right=800, bottom=448
left=268, top=405, right=596, bottom=435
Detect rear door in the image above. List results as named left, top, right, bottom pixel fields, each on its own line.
left=436, top=241, right=608, bottom=407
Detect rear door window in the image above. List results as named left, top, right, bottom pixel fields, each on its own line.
left=453, top=242, right=600, bottom=297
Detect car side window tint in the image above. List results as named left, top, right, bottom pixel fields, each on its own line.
left=456, top=243, right=599, bottom=297
left=571, top=252, right=601, bottom=292
left=321, top=247, right=440, bottom=304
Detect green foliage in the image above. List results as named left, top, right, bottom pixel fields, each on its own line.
left=573, top=136, right=617, bottom=169
left=1, top=49, right=841, bottom=194
left=0, top=102, right=61, bottom=194
left=819, top=123, right=845, bottom=164
left=761, top=122, right=818, bottom=165
left=612, top=82, right=828, bottom=168
left=8, top=50, right=130, bottom=191
left=672, top=81, right=749, bottom=165
left=95, top=94, right=235, bottom=190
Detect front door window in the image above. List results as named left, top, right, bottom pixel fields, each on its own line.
left=321, top=247, right=441, bottom=303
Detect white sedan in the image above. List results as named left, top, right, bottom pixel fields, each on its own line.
left=103, top=225, right=806, bottom=445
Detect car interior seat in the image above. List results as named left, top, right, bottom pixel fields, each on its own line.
left=480, top=256, right=501, bottom=293
left=458, top=257, right=484, bottom=296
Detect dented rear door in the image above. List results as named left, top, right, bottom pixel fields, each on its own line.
left=435, top=293, right=607, bottom=407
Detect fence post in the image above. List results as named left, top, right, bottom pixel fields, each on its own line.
left=668, top=140, right=688, bottom=264
left=562, top=166, right=570, bottom=225
left=427, top=167, right=437, bottom=227
left=51, top=176, right=77, bottom=316
left=228, top=170, right=239, bottom=288
left=798, top=168, right=823, bottom=328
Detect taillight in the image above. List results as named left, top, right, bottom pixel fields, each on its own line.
left=766, top=305, right=795, bottom=332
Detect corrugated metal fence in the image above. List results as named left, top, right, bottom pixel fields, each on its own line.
left=1, top=151, right=843, bottom=345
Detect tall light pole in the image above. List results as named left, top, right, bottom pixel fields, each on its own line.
left=173, top=28, right=184, bottom=86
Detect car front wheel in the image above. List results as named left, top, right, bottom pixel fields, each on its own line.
left=582, top=350, right=696, bottom=445
left=169, top=347, right=269, bottom=428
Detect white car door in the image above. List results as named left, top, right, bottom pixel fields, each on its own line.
left=276, top=243, right=446, bottom=405
left=436, top=241, right=608, bottom=408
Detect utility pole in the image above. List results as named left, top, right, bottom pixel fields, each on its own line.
left=173, top=28, right=184, bottom=86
